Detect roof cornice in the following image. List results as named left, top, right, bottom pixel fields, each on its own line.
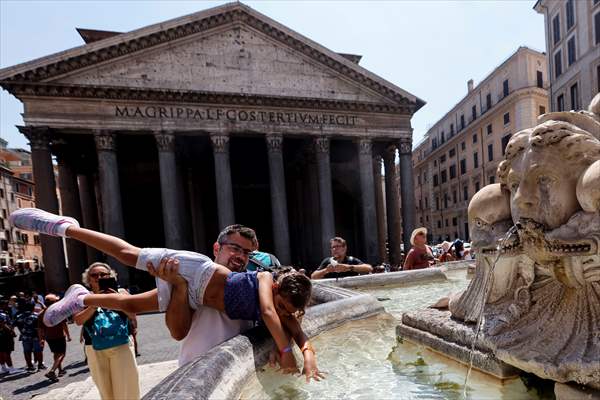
left=0, top=2, right=425, bottom=111
left=1, top=81, right=415, bottom=114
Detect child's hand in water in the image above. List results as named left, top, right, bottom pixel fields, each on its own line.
left=279, top=351, right=299, bottom=374
left=302, top=349, right=325, bottom=382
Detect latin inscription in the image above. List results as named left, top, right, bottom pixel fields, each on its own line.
left=115, top=105, right=358, bottom=126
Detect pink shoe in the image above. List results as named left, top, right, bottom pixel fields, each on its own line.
left=44, top=284, right=89, bottom=327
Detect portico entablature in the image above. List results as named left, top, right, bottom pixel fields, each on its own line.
left=17, top=96, right=412, bottom=139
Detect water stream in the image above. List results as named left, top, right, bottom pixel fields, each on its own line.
left=462, top=225, right=519, bottom=398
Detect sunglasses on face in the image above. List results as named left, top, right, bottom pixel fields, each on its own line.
left=89, top=272, right=110, bottom=279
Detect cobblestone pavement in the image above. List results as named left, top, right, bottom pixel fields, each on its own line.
left=0, top=313, right=179, bottom=400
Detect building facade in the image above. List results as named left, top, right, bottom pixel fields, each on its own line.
left=0, top=3, right=424, bottom=291
left=413, top=47, right=548, bottom=243
left=535, top=0, right=600, bottom=111
left=0, top=140, right=42, bottom=270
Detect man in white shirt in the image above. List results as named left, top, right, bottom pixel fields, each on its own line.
left=149, top=225, right=268, bottom=366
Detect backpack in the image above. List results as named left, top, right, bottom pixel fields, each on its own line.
left=85, top=308, right=130, bottom=351
left=246, top=251, right=281, bottom=272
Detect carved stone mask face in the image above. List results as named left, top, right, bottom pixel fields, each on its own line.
left=507, top=147, right=581, bottom=230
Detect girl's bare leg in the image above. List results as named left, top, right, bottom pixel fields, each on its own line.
left=83, top=289, right=159, bottom=314
left=65, top=226, right=141, bottom=267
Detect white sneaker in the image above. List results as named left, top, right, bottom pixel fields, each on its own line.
left=9, top=207, right=79, bottom=237
left=1, top=365, right=8, bottom=373
left=43, top=284, right=89, bottom=326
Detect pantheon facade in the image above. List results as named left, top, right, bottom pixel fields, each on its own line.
left=0, top=3, right=424, bottom=291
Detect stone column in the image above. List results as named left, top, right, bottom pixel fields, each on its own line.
left=357, top=138, right=378, bottom=264
left=155, top=131, right=184, bottom=249
left=373, top=154, right=388, bottom=263
left=314, top=136, right=335, bottom=256
left=399, top=137, right=417, bottom=254
left=21, top=127, right=69, bottom=292
left=94, top=131, right=129, bottom=286
left=266, top=135, right=291, bottom=264
left=77, top=173, right=101, bottom=265
left=55, top=150, right=88, bottom=284
left=211, top=134, right=235, bottom=229
left=187, top=167, right=207, bottom=254
left=383, top=143, right=402, bottom=267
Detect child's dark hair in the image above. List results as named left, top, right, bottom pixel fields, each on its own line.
left=276, top=268, right=312, bottom=312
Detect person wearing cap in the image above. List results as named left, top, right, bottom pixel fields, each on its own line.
left=403, top=227, right=435, bottom=270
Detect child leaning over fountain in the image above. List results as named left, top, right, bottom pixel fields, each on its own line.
left=9, top=208, right=324, bottom=382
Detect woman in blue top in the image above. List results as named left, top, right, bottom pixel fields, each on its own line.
left=10, top=208, right=323, bottom=382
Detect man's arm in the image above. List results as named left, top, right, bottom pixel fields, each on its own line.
left=148, top=258, right=193, bottom=341
left=310, top=266, right=332, bottom=280
left=311, top=259, right=334, bottom=279
left=336, top=262, right=372, bottom=275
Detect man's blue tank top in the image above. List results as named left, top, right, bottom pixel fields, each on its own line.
left=223, top=271, right=261, bottom=322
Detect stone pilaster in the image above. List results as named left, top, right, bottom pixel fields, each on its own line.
left=383, top=143, right=402, bottom=267
left=399, top=137, right=416, bottom=254
left=210, top=134, right=235, bottom=229
left=155, top=131, right=184, bottom=249
left=266, top=135, right=291, bottom=264
left=357, top=138, right=378, bottom=264
left=94, top=130, right=128, bottom=286
left=373, top=154, right=388, bottom=263
left=54, top=143, right=87, bottom=284
left=314, top=136, right=335, bottom=256
left=21, top=126, right=69, bottom=292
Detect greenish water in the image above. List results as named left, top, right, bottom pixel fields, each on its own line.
left=240, top=269, right=543, bottom=400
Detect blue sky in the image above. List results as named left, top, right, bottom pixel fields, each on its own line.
left=0, top=0, right=545, bottom=149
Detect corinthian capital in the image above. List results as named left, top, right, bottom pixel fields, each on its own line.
left=265, top=135, right=283, bottom=153
left=20, top=126, right=51, bottom=151
left=94, top=130, right=117, bottom=151
left=314, top=136, right=330, bottom=153
left=398, top=137, right=412, bottom=155
left=154, top=131, right=175, bottom=152
left=210, top=134, right=229, bottom=154
left=358, top=138, right=372, bottom=155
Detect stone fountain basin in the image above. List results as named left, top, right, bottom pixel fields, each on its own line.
left=142, top=267, right=462, bottom=400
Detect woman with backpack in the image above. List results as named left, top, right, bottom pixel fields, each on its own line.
left=74, top=262, right=139, bottom=400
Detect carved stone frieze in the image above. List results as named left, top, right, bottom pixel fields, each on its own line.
left=2, top=82, right=411, bottom=114
left=154, top=132, right=176, bottom=152
left=210, top=134, right=229, bottom=153
left=265, top=135, right=283, bottom=153
left=94, top=131, right=117, bottom=151
left=314, top=137, right=330, bottom=153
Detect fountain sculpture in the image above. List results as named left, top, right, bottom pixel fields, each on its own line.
left=401, top=94, right=600, bottom=392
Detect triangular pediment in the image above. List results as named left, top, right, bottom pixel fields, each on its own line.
left=0, top=2, right=424, bottom=110
left=51, top=25, right=390, bottom=104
